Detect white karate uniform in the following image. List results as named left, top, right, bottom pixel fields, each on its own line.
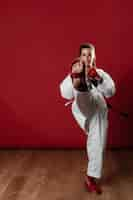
left=59, top=68, right=116, bottom=179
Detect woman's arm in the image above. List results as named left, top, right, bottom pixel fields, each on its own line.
left=96, top=69, right=116, bottom=98
left=59, top=74, right=74, bottom=100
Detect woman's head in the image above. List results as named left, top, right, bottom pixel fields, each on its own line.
left=79, top=43, right=96, bottom=67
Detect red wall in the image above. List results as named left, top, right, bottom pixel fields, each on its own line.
left=0, top=0, right=132, bottom=148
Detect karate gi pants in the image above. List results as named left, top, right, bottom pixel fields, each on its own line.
left=72, top=88, right=108, bottom=179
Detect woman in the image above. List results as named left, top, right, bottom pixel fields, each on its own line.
left=59, top=43, right=116, bottom=194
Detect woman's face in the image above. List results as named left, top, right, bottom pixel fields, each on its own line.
left=80, top=48, right=93, bottom=67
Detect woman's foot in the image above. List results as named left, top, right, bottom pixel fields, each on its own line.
left=84, top=176, right=102, bottom=194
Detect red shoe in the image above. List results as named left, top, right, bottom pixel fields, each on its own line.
left=85, top=176, right=102, bottom=194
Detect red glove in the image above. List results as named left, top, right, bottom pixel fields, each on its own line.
left=88, top=67, right=103, bottom=86
left=88, top=67, right=101, bottom=80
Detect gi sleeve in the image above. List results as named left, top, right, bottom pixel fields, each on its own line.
left=96, top=69, right=116, bottom=98
left=59, top=74, right=74, bottom=100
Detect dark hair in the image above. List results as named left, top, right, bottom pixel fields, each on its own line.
left=79, top=43, right=94, bottom=56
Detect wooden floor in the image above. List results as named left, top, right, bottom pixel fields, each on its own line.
left=0, top=149, right=132, bottom=200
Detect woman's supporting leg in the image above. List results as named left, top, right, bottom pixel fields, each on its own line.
left=86, top=108, right=108, bottom=179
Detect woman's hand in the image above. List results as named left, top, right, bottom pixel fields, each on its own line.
left=71, top=60, right=88, bottom=91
